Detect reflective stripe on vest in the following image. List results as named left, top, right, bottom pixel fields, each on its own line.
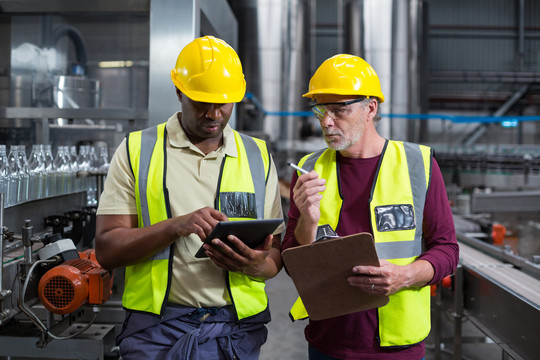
left=217, top=132, right=268, bottom=220
left=124, top=123, right=271, bottom=319
left=221, top=131, right=272, bottom=320
left=124, top=123, right=171, bottom=316
left=289, top=140, right=432, bottom=347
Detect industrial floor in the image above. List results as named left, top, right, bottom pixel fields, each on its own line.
left=260, top=270, right=511, bottom=360
left=0, top=270, right=513, bottom=360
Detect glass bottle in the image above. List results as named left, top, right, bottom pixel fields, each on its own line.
left=7, top=145, right=21, bottom=205
left=69, top=145, right=80, bottom=191
left=86, top=146, right=98, bottom=206
left=43, top=144, right=55, bottom=197
left=53, top=146, right=66, bottom=195
left=97, top=145, right=110, bottom=172
left=28, top=144, right=46, bottom=199
left=61, top=146, right=75, bottom=194
left=78, top=145, right=90, bottom=172
left=0, top=145, right=9, bottom=206
left=16, top=145, right=29, bottom=202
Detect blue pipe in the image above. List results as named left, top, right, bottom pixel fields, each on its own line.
left=244, top=92, right=540, bottom=124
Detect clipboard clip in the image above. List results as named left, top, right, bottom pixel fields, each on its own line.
left=314, top=224, right=339, bottom=243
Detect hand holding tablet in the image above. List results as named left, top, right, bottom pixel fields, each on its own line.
left=195, top=218, right=283, bottom=258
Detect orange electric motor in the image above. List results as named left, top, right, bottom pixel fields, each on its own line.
left=38, top=252, right=113, bottom=315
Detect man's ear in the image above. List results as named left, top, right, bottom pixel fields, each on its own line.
left=176, top=88, right=182, bottom=102
left=367, top=99, right=378, bottom=122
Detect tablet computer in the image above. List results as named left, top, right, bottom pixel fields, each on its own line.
left=194, top=218, right=283, bottom=258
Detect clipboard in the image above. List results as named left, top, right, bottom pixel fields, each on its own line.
left=282, top=232, right=389, bottom=321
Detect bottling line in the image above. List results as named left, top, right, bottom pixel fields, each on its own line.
left=1, top=1, right=540, bottom=360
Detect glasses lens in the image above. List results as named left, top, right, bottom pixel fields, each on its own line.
left=311, top=98, right=367, bottom=119
left=312, top=105, right=326, bottom=119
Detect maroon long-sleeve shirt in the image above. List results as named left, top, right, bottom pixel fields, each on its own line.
left=282, top=152, right=459, bottom=360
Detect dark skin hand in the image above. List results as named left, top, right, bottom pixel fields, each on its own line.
left=204, top=233, right=283, bottom=280
left=95, top=206, right=228, bottom=269
left=96, top=90, right=283, bottom=279
left=96, top=206, right=283, bottom=281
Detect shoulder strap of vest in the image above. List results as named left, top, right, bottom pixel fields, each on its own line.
left=300, top=148, right=328, bottom=172
left=219, top=131, right=269, bottom=220
left=369, top=139, right=389, bottom=201
left=239, top=132, right=266, bottom=219
left=125, top=133, right=135, bottom=178
left=403, top=141, right=429, bottom=256
left=127, top=123, right=169, bottom=228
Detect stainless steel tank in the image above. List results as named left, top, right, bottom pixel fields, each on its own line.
left=53, top=75, right=100, bottom=109
left=9, top=74, right=33, bottom=107
left=0, top=76, right=9, bottom=107
left=231, top=0, right=309, bottom=143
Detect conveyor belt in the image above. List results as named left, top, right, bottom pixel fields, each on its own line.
left=459, top=242, right=540, bottom=307
left=457, top=240, right=540, bottom=360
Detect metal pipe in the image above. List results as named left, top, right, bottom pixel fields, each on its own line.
left=462, top=85, right=529, bottom=146
left=309, top=0, right=317, bottom=74
left=336, top=0, right=344, bottom=54
left=453, top=264, right=463, bottom=360
left=344, top=0, right=363, bottom=56
left=518, top=0, right=525, bottom=71
left=433, top=282, right=442, bottom=360
left=21, top=219, right=33, bottom=266
left=0, top=193, right=4, bottom=293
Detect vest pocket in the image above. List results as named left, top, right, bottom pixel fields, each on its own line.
left=374, top=204, right=415, bottom=232
left=220, top=192, right=257, bottom=218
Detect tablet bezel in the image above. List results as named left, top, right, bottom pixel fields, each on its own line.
left=194, top=218, right=282, bottom=258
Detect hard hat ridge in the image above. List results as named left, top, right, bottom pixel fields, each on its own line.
left=303, top=54, right=385, bottom=103
left=170, top=35, right=246, bottom=103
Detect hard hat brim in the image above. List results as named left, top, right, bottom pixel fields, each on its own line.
left=171, top=73, right=246, bottom=103
left=303, top=89, right=385, bottom=103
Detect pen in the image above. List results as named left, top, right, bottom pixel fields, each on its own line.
left=287, top=162, right=309, bottom=174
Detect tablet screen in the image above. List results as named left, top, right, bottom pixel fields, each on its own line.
left=194, top=218, right=282, bottom=258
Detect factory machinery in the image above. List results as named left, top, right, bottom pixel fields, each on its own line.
left=429, top=145, right=540, bottom=360
left=0, top=1, right=539, bottom=360
left=0, top=190, right=124, bottom=360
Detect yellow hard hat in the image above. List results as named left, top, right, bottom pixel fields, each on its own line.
left=170, top=36, right=246, bottom=103
left=303, top=54, right=385, bottom=103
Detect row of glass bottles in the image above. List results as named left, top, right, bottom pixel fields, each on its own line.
left=0, top=144, right=109, bottom=208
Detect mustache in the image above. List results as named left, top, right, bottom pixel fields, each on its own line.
left=203, top=119, right=222, bottom=124
left=322, top=130, right=342, bottom=136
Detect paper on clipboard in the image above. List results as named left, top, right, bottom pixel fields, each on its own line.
left=282, top=232, right=389, bottom=321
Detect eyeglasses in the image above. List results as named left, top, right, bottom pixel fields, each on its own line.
left=310, top=97, right=368, bottom=120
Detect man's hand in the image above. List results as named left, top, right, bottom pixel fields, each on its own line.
left=292, top=171, right=326, bottom=244
left=204, top=234, right=282, bottom=280
left=347, top=259, right=434, bottom=296
left=95, top=207, right=228, bottom=270
left=174, top=207, right=228, bottom=240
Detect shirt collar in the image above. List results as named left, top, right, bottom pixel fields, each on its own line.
left=166, top=112, right=238, bottom=157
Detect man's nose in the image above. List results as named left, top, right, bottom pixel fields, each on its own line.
left=206, top=104, right=223, bottom=120
left=319, top=113, right=335, bottom=128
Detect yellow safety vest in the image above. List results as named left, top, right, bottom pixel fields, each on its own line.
left=289, top=140, right=432, bottom=347
left=123, top=122, right=272, bottom=320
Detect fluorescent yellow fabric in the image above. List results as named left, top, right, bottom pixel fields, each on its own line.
left=118, top=118, right=277, bottom=318
left=298, top=150, right=341, bottom=231
left=98, top=114, right=284, bottom=310
left=124, top=123, right=170, bottom=315
left=289, top=140, right=432, bottom=346
left=370, top=141, right=431, bottom=346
